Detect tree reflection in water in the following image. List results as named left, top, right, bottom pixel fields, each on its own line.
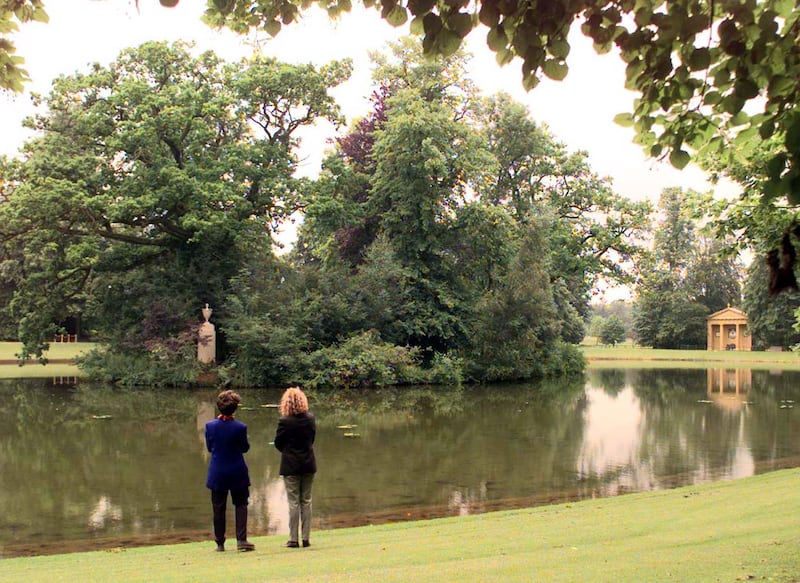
left=1, top=369, right=799, bottom=557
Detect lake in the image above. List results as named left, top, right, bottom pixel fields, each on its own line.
left=2, top=367, right=799, bottom=558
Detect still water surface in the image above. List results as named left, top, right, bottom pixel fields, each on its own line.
left=2, top=367, right=799, bottom=557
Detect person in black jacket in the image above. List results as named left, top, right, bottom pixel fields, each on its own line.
left=274, top=386, right=317, bottom=548
left=205, top=390, right=255, bottom=552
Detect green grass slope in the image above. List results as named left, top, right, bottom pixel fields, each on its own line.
left=4, top=469, right=799, bottom=582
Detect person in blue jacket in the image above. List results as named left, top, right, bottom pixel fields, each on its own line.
left=274, top=386, right=317, bottom=548
left=205, top=390, right=255, bottom=552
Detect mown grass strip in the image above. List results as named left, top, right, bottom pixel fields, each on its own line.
left=0, top=342, right=92, bottom=378
left=4, top=469, right=800, bottom=582
left=582, top=345, right=800, bottom=368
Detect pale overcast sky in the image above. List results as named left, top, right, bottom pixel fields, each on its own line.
left=2, top=0, right=738, bottom=206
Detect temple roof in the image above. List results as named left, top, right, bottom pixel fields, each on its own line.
left=707, top=306, right=748, bottom=322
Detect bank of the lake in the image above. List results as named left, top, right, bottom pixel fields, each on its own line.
left=4, top=468, right=799, bottom=582
left=3, top=342, right=800, bottom=379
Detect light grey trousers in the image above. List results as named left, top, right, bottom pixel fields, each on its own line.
left=284, top=473, right=314, bottom=542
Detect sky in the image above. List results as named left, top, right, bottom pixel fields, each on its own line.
left=1, top=0, right=740, bottom=300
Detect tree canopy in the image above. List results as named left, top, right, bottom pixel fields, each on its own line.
left=5, top=2, right=800, bottom=205
left=199, top=0, right=800, bottom=207
left=0, top=37, right=652, bottom=385
left=0, top=0, right=48, bottom=92
left=0, top=40, right=350, bottom=364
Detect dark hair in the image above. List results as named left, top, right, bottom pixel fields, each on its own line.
left=216, top=390, right=241, bottom=416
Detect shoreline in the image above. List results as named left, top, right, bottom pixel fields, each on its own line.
left=3, top=469, right=800, bottom=582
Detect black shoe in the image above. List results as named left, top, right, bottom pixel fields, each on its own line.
left=302, top=540, right=310, bottom=548
left=285, top=540, right=300, bottom=548
left=237, top=540, right=255, bottom=552
left=215, top=543, right=225, bottom=552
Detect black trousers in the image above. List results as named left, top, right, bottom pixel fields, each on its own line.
left=211, top=487, right=249, bottom=543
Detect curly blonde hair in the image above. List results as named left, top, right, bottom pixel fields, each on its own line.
left=279, top=386, right=309, bottom=416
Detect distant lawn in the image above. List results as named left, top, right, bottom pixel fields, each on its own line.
left=0, top=342, right=92, bottom=379
left=582, top=344, right=800, bottom=370
left=0, top=341, right=93, bottom=361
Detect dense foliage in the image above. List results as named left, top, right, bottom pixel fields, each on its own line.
left=2, top=40, right=649, bottom=386
left=742, top=250, right=800, bottom=350
left=284, top=39, right=646, bottom=384
left=598, top=315, right=627, bottom=346
left=0, top=41, right=349, bottom=382
left=6, top=3, right=800, bottom=212
left=201, top=0, right=800, bottom=211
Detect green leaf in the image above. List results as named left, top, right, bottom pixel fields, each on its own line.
left=786, top=177, right=800, bottom=205
left=548, top=39, right=570, bottom=59
left=733, top=78, right=759, bottom=100
left=495, top=47, right=514, bottom=66
left=729, top=111, right=749, bottom=126
left=721, top=95, right=744, bottom=114
left=767, top=76, right=795, bottom=98
left=522, top=70, right=539, bottom=91
left=759, top=119, right=775, bottom=139
left=478, top=2, right=500, bottom=27
left=763, top=177, right=785, bottom=200
left=385, top=6, right=408, bottom=27
left=410, top=15, right=425, bottom=35
left=212, top=0, right=235, bottom=13
left=446, top=12, right=472, bottom=38
left=423, top=13, right=443, bottom=36
left=32, top=6, right=49, bottom=23
left=669, top=149, right=691, bottom=169
left=487, top=25, right=507, bottom=52
left=436, top=29, right=461, bottom=57
left=408, top=0, right=435, bottom=16
left=688, top=47, right=710, bottom=71
left=785, top=117, right=800, bottom=153
left=702, top=91, right=722, bottom=105
left=767, top=154, right=787, bottom=180
left=613, top=112, right=634, bottom=127
left=264, top=20, right=281, bottom=37
left=774, top=0, right=795, bottom=19
left=542, top=58, right=568, bottom=81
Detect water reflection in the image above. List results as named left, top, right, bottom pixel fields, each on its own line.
left=577, top=387, right=643, bottom=491
left=1, top=369, right=800, bottom=558
left=706, top=368, right=752, bottom=411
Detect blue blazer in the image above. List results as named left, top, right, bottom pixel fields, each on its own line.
left=205, top=417, right=251, bottom=491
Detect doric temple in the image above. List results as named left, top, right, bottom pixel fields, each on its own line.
left=706, top=306, right=751, bottom=351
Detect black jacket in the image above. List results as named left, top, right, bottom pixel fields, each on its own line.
left=274, top=412, right=317, bottom=476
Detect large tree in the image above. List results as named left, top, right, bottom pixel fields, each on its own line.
left=633, top=187, right=736, bottom=348
left=475, top=92, right=650, bottom=338
left=293, top=39, right=643, bottom=380
left=0, top=41, right=350, bottom=364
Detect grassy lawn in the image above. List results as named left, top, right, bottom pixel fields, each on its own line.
left=582, top=344, right=800, bottom=370
left=4, top=468, right=799, bottom=582
left=0, top=341, right=93, bottom=361
left=0, top=342, right=92, bottom=378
